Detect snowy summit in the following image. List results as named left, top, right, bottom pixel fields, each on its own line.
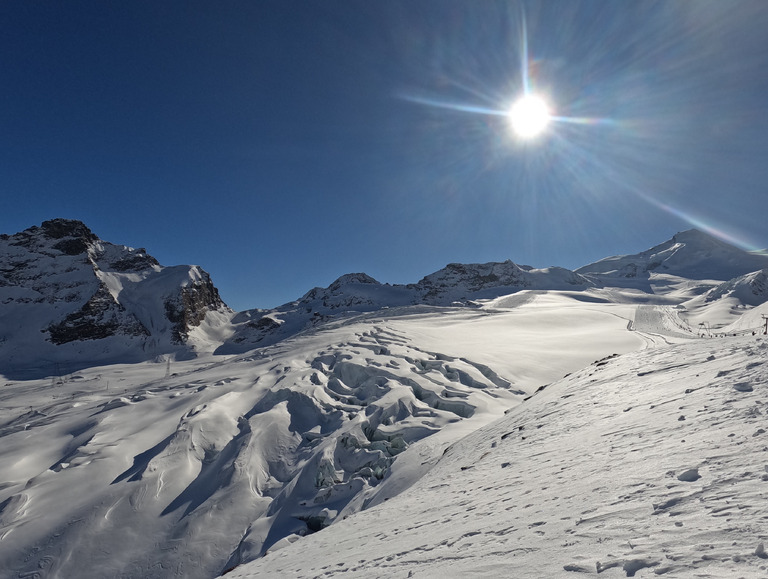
left=2, top=220, right=768, bottom=578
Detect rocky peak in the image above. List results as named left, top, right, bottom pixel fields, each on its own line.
left=417, top=260, right=530, bottom=297
left=0, top=219, right=230, bottom=378
left=40, top=218, right=97, bottom=241
left=4, top=218, right=98, bottom=256
left=328, top=273, right=380, bottom=292
left=164, top=267, right=227, bottom=343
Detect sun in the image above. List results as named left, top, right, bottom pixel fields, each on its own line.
left=508, top=94, right=551, bottom=138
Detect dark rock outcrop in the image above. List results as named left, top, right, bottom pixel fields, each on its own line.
left=48, top=283, right=150, bottom=344
left=164, top=269, right=226, bottom=343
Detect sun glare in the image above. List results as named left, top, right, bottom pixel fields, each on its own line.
left=508, top=94, right=551, bottom=138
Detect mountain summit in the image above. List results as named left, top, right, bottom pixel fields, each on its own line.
left=0, top=219, right=230, bottom=378
left=577, top=229, right=768, bottom=281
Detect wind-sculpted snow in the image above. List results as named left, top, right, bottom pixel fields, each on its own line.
left=229, top=335, right=768, bottom=578
left=6, top=222, right=768, bottom=578
left=0, top=321, right=524, bottom=578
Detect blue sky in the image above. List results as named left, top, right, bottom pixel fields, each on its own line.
left=3, top=1, right=768, bottom=311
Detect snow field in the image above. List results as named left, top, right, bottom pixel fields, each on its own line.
left=0, top=295, right=657, bottom=578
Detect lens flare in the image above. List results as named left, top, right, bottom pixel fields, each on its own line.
left=396, top=3, right=765, bottom=253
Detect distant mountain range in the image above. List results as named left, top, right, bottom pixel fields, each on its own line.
left=2, top=219, right=768, bottom=375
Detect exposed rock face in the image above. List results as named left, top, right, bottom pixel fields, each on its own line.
left=164, top=268, right=226, bottom=343
left=0, top=219, right=230, bottom=376
left=417, top=261, right=530, bottom=302
left=48, top=282, right=150, bottom=344
left=4, top=218, right=97, bottom=253
left=109, top=250, right=160, bottom=272
left=40, top=218, right=98, bottom=241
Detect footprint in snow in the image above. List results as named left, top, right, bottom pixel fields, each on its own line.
left=677, top=468, right=701, bottom=482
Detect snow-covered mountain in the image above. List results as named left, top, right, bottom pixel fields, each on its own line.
left=221, top=229, right=768, bottom=355
left=219, top=263, right=595, bottom=354
left=2, top=221, right=768, bottom=578
left=417, top=260, right=595, bottom=302
left=577, top=229, right=768, bottom=282
left=0, top=219, right=231, bottom=379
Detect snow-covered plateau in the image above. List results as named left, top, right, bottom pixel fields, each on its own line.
left=2, top=220, right=768, bottom=578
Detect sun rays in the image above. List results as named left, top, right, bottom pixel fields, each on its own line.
left=397, top=4, right=760, bottom=253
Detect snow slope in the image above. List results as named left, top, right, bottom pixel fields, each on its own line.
left=0, top=296, right=645, bottom=578
left=228, top=334, right=768, bottom=578
left=577, top=229, right=768, bottom=282
left=3, top=224, right=768, bottom=578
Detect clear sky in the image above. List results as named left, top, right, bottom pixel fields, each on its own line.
left=3, top=1, right=768, bottom=311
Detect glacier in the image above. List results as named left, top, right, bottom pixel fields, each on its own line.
left=2, top=220, right=768, bottom=578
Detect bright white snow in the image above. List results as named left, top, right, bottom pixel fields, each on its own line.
left=227, top=334, right=768, bottom=578
left=0, top=296, right=664, bottom=578
left=3, top=227, right=768, bottom=578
